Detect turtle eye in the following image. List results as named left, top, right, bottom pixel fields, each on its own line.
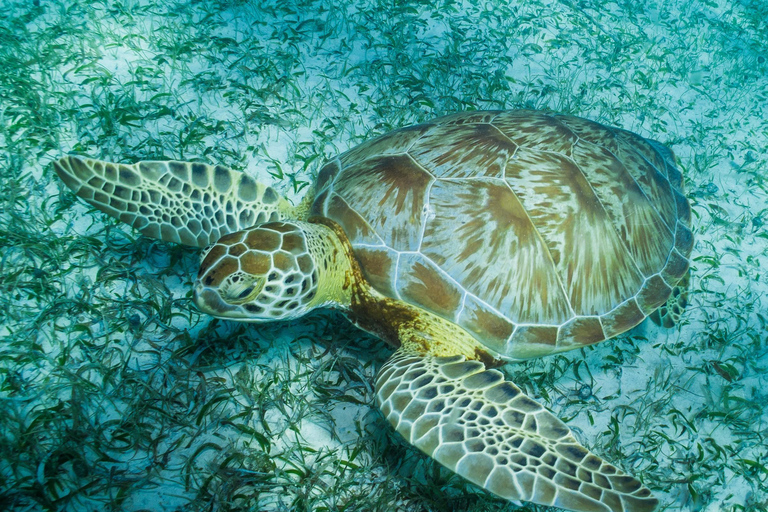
left=225, top=278, right=264, bottom=304
left=237, top=286, right=255, bottom=299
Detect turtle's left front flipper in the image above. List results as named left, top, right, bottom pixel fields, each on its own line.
left=53, top=156, right=301, bottom=247
left=375, top=346, right=658, bottom=512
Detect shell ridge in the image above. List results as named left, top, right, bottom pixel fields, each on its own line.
left=416, top=179, right=436, bottom=253
left=328, top=157, right=343, bottom=190
left=578, top=147, right=648, bottom=285
left=400, top=251, right=477, bottom=320
left=497, top=113, right=586, bottom=321
left=567, top=127, right=677, bottom=281
left=319, top=160, right=339, bottom=218
left=326, top=191, right=387, bottom=246
left=605, top=146, right=676, bottom=283
left=351, top=241, right=389, bottom=249
left=460, top=290, right=519, bottom=330
left=404, top=152, right=437, bottom=250
left=455, top=291, right=468, bottom=324
left=392, top=247, right=404, bottom=301
left=496, top=177, right=577, bottom=321
left=566, top=139, right=648, bottom=283
left=619, top=144, right=676, bottom=238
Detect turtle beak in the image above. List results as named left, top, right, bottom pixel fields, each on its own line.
left=193, top=280, right=232, bottom=317
left=192, top=282, right=204, bottom=309
left=194, top=279, right=262, bottom=321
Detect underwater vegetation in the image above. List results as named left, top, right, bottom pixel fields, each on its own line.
left=1, top=0, right=767, bottom=510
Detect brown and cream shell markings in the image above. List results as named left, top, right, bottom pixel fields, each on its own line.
left=310, top=110, right=693, bottom=361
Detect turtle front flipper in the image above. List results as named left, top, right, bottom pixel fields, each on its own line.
left=53, top=156, right=302, bottom=247
left=375, top=347, right=658, bottom=512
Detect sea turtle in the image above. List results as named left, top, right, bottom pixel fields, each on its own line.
left=53, top=110, right=692, bottom=512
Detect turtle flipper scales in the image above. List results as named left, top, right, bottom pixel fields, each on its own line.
left=649, top=270, right=690, bottom=329
left=375, top=347, right=658, bottom=512
left=53, top=156, right=295, bottom=247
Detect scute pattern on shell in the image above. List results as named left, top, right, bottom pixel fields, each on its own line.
left=311, top=110, right=692, bottom=360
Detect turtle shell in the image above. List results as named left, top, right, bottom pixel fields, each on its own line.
left=310, top=110, right=693, bottom=360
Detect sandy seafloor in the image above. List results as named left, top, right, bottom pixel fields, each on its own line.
left=1, top=0, right=767, bottom=511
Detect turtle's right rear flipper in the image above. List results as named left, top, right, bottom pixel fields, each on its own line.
left=649, top=270, right=690, bottom=328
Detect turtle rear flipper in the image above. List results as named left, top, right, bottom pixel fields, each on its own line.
left=649, top=270, right=691, bottom=328
left=53, top=156, right=299, bottom=247
left=376, top=347, right=659, bottom=512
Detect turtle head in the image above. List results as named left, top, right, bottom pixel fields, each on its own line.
left=193, top=221, right=324, bottom=322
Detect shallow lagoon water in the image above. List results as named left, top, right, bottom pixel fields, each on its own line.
left=1, top=0, right=767, bottom=510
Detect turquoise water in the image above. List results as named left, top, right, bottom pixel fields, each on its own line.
left=1, top=0, right=767, bottom=510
